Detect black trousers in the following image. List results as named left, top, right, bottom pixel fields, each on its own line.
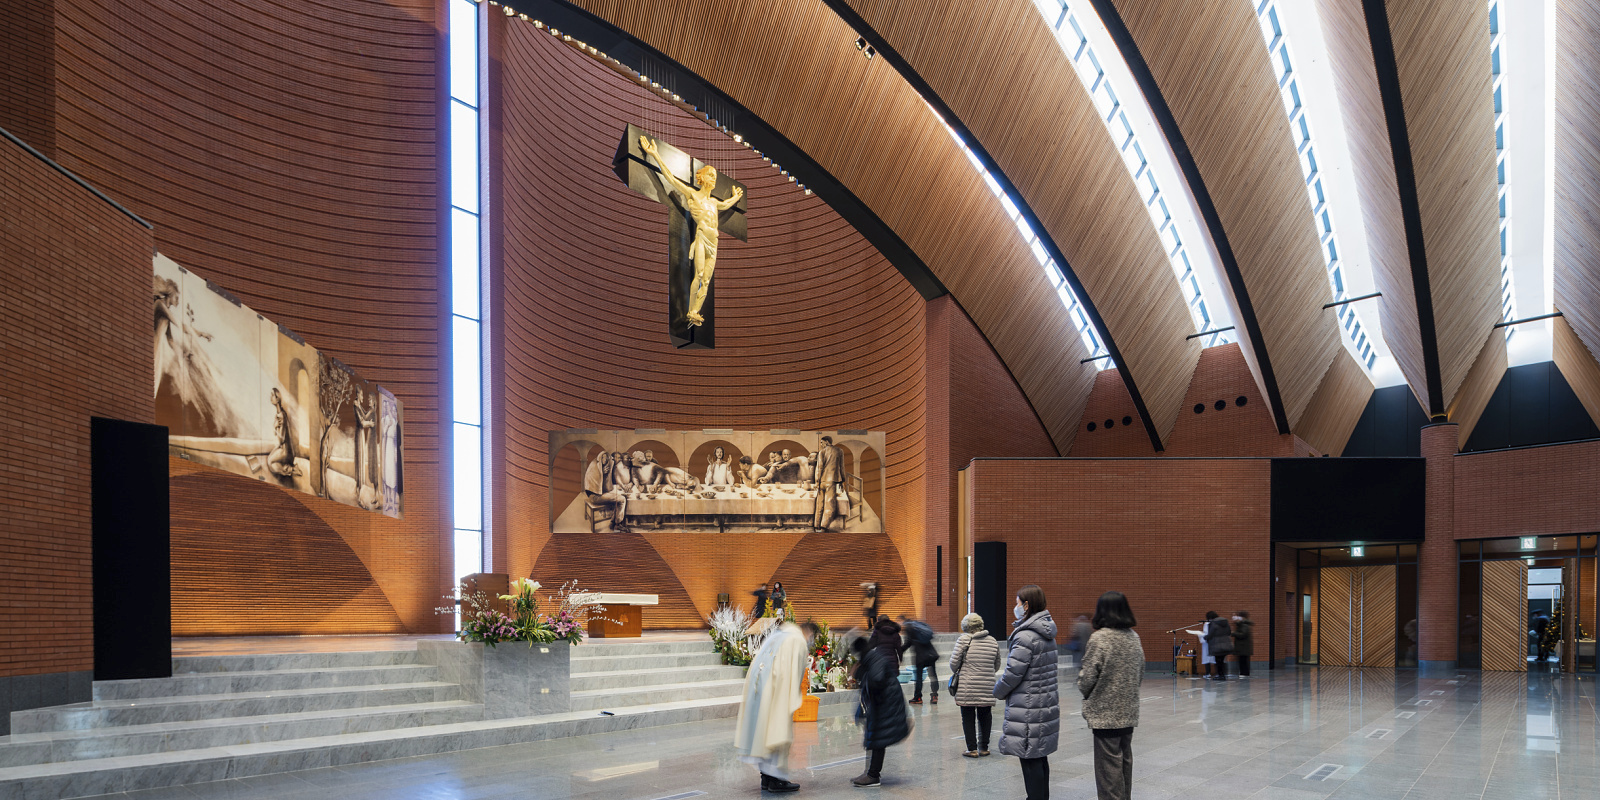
left=1092, top=727, right=1134, bottom=800
left=959, top=705, right=992, bottom=751
left=911, top=661, right=938, bottom=699
left=1212, top=653, right=1230, bottom=678
left=866, top=747, right=885, bottom=777
left=1235, top=654, right=1250, bottom=676
left=1020, top=755, right=1049, bottom=800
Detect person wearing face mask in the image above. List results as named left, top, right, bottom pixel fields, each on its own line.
left=734, top=618, right=819, bottom=793
left=993, top=584, right=1059, bottom=800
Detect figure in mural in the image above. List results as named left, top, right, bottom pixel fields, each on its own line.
left=705, top=446, right=735, bottom=489
left=639, top=135, right=744, bottom=327
left=267, top=388, right=302, bottom=481
left=584, top=450, right=630, bottom=532
left=739, top=455, right=769, bottom=486
left=315, top=355, right=356, bottom=499
left=153, top=274, right=242, bottom=438
left=813, top=436, right=850, bottom=531
left=354, top=390, right=378, bottom=508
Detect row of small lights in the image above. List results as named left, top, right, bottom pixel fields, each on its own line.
left=480, top=0, right=812, bottom=194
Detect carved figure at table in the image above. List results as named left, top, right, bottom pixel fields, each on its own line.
left=609, top=451, right=636, bottom=495
left=584, top=451, right=630, bottom=532
left=267, top=388, right=302, bottom=481
left=638, top=135, right=743, bottom=327
left=705, top=446, right=735, bottom=489
left=629, top=450, right=668, bottom=494
left=739, top=455, right=770, bottom=486
left=662, top=465, right=701, bottom=491
left=812, top=436, right=850, bottom=532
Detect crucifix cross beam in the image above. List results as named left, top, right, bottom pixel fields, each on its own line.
left=614, top=123, right=748, bottom=349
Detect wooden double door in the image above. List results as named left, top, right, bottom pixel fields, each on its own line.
left=1319, top=565, right=1396, bottom=667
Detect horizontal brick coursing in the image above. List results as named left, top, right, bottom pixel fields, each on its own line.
left=1453, top=438, right=1600, bottom=538
left=967, top=458, right=1272, bottom=661
left=1, top=138, right=153, bottom=677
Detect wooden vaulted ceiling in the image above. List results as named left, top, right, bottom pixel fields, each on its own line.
left=524, top=0, right=1525, bottom=454
left=1554, top=0, right=1600, bottom=424
left=1317, top=0, right=1507, bottom=445
left=529, top=0, right=1205, bottom=452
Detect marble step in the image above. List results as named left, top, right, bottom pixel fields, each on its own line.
left=94, top=664, right=440, bottom=701
left=569, top=664, right=746, bottom=693
left=568, top=651, right=724, bottom=673
left=577, top=640, right=715, bottom=658
left=0, top=695, right=745, bottom=800
left=569, top=678, right=745, bottom=712
left=171, top=650, right=418, bottom=675
left=0, top=701, right=483, bottom=769
left=10, top=682, right=463, bottom=734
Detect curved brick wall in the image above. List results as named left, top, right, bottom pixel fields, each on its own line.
left=49, top=0, right=448, bottom=633
left=500, top=23, right=926, bottom=627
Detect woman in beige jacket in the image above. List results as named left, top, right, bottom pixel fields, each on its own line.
left=949, top=612, right=1003, bottom=757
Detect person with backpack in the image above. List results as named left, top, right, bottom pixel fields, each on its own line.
left=1203, top=611, right=1233, bottom=680
left=899, top=614, right=939, bottom=705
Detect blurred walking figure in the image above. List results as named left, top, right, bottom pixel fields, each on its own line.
left=1229, top=611, right=1253, bottom=678
left=860, top=582, right=880, bottom=629
left=1067, top=615, right=1093, bottom=668
left=950, top=612, right=1002, bottom=757
left=1204, top=611, right=1233, bottom=680
left=1079, top=591, right=1143, bottom=800
left=868, top=615, right=902, bottom=671
left=899, top=614, right=939, bottom=705
left=850, top=634, right=910, bottom=787
left=734, top=619, right=817, bottom=793
left=751, top=583, right=771, bottom=618
left=994, top=584, right=1059, bottom=800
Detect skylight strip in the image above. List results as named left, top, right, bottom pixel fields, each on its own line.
left=1256, top=2, right=1379, bottom=370
left=1489, top=0, right=1518, bottom=339
left=1036, top=1, right=1236, bottom=349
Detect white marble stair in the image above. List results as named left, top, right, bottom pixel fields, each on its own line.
left=92, top=663, right=443, bottom=700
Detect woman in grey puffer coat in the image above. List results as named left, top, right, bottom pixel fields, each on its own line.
left=1078, top=591, right=1143, bottom=800
left=993, top=584, right=1058, bottom=800
left=950, top=612, right=1003, bottom=756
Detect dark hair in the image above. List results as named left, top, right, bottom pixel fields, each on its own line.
left=1016, top=584, right=1047, bottom=617
left=1205, top=610, right=1218, bottom=620
left=739, top=456, right=753, bottom=465
left=821, top=435, right=833, bottom=444
left=876, top=614, right=890, bottom=625
left=799, top=620, right=820, bottom=638
left=1092, top=591, right=1137, bottom=630
left=1236, top=610, right=1249, bottom=619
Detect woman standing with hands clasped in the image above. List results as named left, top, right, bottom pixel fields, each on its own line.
left=993, top=585, right=1059, bottom=800
left=950, top=613, right=1003, bottom=757
left=1078, top=591, right=1143, bottom=800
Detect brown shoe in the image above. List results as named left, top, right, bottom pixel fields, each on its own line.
left=962, top=751, right=981, bottom=758
left=978, top=749, right=990, bottom=757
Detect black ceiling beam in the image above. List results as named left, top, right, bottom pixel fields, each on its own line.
left=1090, top=0, right=1291, bottom=436
left=1360, top=0, right=1446, bottom=418
left=818, top=0, right=1165, bottom=452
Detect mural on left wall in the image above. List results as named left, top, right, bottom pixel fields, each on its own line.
left=153, top=254, right=403, bottom=517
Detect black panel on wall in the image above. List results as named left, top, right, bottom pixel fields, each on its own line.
left=1270, top=457, right=1425, bottom=543
left=1462, top=362, right=1600, bottom=451
left=1342, top=385, right=1429, bottom=457
left=92, top=417, right=172, bottom=681
left=973, top=542, right=1007, bottom=640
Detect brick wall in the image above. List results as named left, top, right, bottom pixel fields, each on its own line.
left=966, top=458, right=1272, bottom=660
left=925, top=295, right=1058, bottom=629
left=1070, top=344, right=1297, bottom=457
left=1453, top=438, right=1600, bottom=538
left=40, top=0, right=451, bottom=634
left=498, top=22, right=928, bottom=628
left=0, top=0, right=55, bottom=158
left=1, top=136, right=153, bottom=677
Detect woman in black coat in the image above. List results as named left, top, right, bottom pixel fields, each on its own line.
left=850, top=635, right=909, bottom=787
left=867, top=615, right=903, bottom=671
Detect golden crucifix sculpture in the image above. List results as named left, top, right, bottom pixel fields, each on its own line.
left=639, top=136, right=743, bottom=327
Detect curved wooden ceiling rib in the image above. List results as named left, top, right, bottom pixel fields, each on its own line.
left=829, top=0, right=1202, bottom=449
left=1317, top=0, right=1503, bottom=432
left=538, top=0, right=1106, bottom=450
left=1096, top=0, right=1368, bottom=449
left=1554, top=0, right=1600, bottom=425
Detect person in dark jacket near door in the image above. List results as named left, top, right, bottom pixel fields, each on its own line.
left=1203, top=611, right=1233, bottom=680
left=850, top=634, right=910, bottom=787
left=1229, top=611, right=1254, bottom=678
left=899, top=615, right=939, bottom=704
left=867, top=615, right=902, bottom=671
left=950, top=612, right=1003, bottom=757
left=994, top=584, right=1059, bottom=800
left=1078, top=591, right=1143, bottom=800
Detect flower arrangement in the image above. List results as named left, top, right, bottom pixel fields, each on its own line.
left=709, top=606, right=755, bottom=666
left=438, top=577, right=616, bottom=647
left=806, top=620, right=856, bottom=692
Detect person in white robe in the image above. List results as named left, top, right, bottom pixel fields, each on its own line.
left=734, top=619, right=817, bottom=792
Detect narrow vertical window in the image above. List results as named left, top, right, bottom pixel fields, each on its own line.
left=448, top=0, right=487, bottom=582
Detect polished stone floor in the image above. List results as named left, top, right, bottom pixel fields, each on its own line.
left=84, top=667, right=1596, bottom=800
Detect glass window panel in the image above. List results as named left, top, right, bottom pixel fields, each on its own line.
left=1093, top=81, right=1118, bottom=119
left=452, top=316, right=481, bottom=426
left=1031, top=240, right=1050, bottom=266
left=451, top=209, right=480, bottom=320
left=449, top=0, right=479, bottom=106
left=1144, top=171, right=1159, bottom=202
left=454, top=529, right=483, bottom=581
left=453, top=422, right=483, bottom=531
left=1496, top=122, right=1504, bottom=151
left=451, top=102, right=480, bottom=213
left=1494, top=85, right=1502, bottom=114
left=1121, top=139, right=1146, bottom=176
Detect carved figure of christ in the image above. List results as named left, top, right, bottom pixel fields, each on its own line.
left=638, top=135, right=743, bottom=327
